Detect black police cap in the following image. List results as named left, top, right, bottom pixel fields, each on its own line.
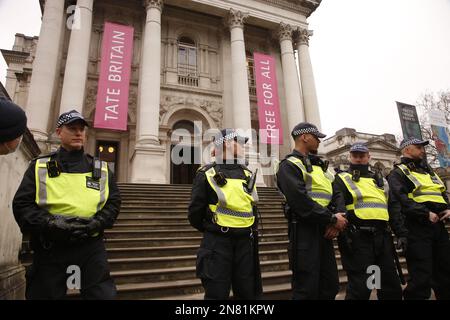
left=56, top=109, right=88, bottom=128
left=291, top=122, right=326, bottom=139
left=399, top=137, right=429, bottom=150
left=214, top=129, right=249, bottom=146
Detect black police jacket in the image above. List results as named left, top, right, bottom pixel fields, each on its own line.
left=12, top=147, right=122, bottom=236
left=276, top=150, right=346, bottom=226
left=387, top=157, right=449, bottom=224
left=188, top=162, right=257, bottom=233
left=333, top=165, right=408, bottom=237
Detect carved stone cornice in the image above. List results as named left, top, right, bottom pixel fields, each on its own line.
left=227, top=8, right=248, bottom=29
left=143, top=0, right=163, bottom=11
left=278, top=22, right=293, bottom=42
left=253, top=0, right=321, bottom=17
left=294, top=28, right=313, bottom=46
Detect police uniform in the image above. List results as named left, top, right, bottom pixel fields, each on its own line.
left=188, top=129, right=262, bottom=300
left=12, top=110, right=121, bottom=300
left=276, top=123, right=343, bottom=300
left=333, top=143, right=403, bottom=300
left=388, top=138, right=450, bottom=300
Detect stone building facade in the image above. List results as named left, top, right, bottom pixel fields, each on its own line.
left=2, top=0, right=322, bottom=185
left=322, top=127, right=401, bottom=176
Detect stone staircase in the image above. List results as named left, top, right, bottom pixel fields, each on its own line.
left=109, top=183, right=291, bottom=300
left=19, top=183, right=450, bottom=299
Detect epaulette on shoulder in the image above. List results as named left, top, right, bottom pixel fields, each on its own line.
left=32, top=151, right=57, bottom=162
left=196, top=162, right=216, bottom=173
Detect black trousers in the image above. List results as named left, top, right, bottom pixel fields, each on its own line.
left=404, top=219, right=450, bottom=300
left=338, top=229, right=402, bottom=300
left=196, top=230, right=260, bottom=300
left=26, top=237, right=116, bottom=300
left=289, top=222, right=339, bottom=300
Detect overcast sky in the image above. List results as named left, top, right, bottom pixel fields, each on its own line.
left=1, top=0, right=449, bottom=139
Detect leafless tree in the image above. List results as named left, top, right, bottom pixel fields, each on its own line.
left=416, top=90, right=450, bottom=167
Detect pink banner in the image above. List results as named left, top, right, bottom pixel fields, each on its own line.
left=254, top=52, right=283, bottom=145
left=94, top=22, right=134, bottom=131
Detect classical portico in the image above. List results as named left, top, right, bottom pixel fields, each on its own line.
left=2, top=0, right=323, bottom=184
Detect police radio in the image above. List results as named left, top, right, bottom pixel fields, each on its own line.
left=374, top=170, right=384, bottom=188
left=304, top=157, right=313, bottom=173
left=93, top=158, right=102, bottom=181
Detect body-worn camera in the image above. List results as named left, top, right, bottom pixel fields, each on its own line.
left=46, top=160, right=61, bottom=178
left=213, top=172, right=227, bottom=187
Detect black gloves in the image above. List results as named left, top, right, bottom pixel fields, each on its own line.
left=71, top=218, right=103, bottom=241
left=44, top=215, right=104, bottom=243
left=45, top=215, right=86, bottom=243
left=396, top=236, right=408, bottom=256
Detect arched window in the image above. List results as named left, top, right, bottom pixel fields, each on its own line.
left=178, top=36, right=198, bottom=86
left=246, top=51, right=256, bottom=96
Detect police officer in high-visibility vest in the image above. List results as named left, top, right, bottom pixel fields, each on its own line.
left=276, top=122, right=348, bottom=300
left=388, top=137, right=450, bottom=300
left=189, top=128, right=262, bottom=300
left=13, top=110, right=121, bottom=300
left=333, top=143, right=404, bottom=300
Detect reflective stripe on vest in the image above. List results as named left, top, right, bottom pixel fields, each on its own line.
left=205, top=167, right=257, bottom=228
left=339, top=172, right=389, bottom=221
left=35, top=157, right=109, bottom=218
left=397, top=164, right=446, bottom=204
left=287, top=156, right=334, bottom=207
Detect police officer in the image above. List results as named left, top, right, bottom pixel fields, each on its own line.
left=13, top=110, right=121, bottom=300
left=388, top=137, right=450, bottom=300
left=276, top=122, right=348, bottom=300
left=333, top=143, right=404, bottom=300
left=0, top=98, right=27, bottom=155
left=188, top=129, right=262, bottom=300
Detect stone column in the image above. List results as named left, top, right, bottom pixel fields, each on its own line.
left=278, top=23, right=305, bottom=138
left=227, top=9, right=264, bottom=185
left=130, top=0, right=166, bottom=183
left=227, top=9, right=253, bottom=142
left=59, top=0, right=94, bottom=114
left=296, top=28, right=322, bottom=130
left=26, top=0, right=65, bottom=147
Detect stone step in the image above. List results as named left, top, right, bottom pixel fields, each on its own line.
left=104, top=227, right=287, bottom=239
left=119, top=202, right=284, bottom=208
left=111, top=221, right=287, bottom=231
left=115, top=214, right=286, bottom=222
left=108, top=250, right=291, bottom=271
left=117, top=208, right=285, bottom=215
left=112, top=267, right=293, bottom=288
left=104, top=233, right=288, bottom=248
left=114, top=218, right=287, bottom=225
left=106, top=240, right=289, bottom=259
left=118, top=184, right=279, bottom=191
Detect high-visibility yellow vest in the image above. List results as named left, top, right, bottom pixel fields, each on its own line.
left=205, top=166, right=258, bottom=228
left=286, top=156, right=334, bottom=207
left=397, top=164, right=446, bottom=204
left=338, top=172, right=389, bottom=221
left=35, top=157, right=109, bottom=218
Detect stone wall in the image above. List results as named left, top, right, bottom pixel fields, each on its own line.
left=0, top=129, right=40, bottom=299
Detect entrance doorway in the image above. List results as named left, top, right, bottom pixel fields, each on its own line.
left=170, top=120, right=201, bottom=184
left=170, top=145, right=201, bottom=184
left=96, top=141, right=119, bottom=177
